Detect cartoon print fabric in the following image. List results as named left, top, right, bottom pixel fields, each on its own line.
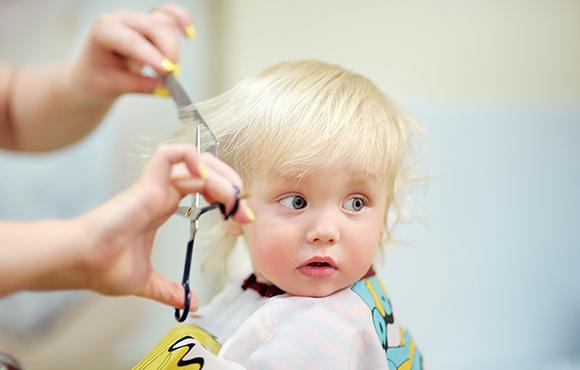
left=133, top=324, right=242, bottom=370
left=352, top=275, right=423, bottom=370
left=134, top=272, right=422, bottom=369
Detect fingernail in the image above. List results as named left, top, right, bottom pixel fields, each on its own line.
left=153, top=86, right=171, bottom=97
left=161, top=58, right=177, bottom=73
left=173, top=63, right=181, bottom=77
left=186, top=24, right=197, bottom=39
left=198, top=163, right=209, bottom=180
left=245, top=205, right=255, bottom=222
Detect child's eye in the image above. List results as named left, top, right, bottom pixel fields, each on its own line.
left=343, top=196, right=367, bottom=212
left=279, top=195, right=307, bottom=210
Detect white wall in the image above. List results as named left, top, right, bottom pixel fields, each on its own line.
left=212, top=0, right=580, bottom=103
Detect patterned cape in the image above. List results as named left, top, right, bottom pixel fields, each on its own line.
left=133, top=271, right=423, bottom=370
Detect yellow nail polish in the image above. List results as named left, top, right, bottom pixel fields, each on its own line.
left=198, top=163, right=209, bottom=180
left=161, top=58, right=177, bottom=73
left=173, top=64, right=181, bottom=77
left=245, top=206, right=255, bottom=222
left=153, top=86, right=171, bottom=97
left=186, top=24, right=197, bottom=39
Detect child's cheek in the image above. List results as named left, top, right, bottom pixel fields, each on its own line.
left=250, top=224, right=291, bottom=277
left=256, top=226, right=284, bottom=260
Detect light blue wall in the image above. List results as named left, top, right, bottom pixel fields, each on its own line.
left=382, top=104, right=580, bottom=369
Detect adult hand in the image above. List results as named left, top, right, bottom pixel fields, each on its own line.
left=71, top=3, right=195, bottom=102
left=0, top=4, right=196, bottom=151
left=73, top=144, right=254, bottom=310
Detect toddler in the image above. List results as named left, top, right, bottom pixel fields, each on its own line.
left=135, top=60, right=423, bottom=370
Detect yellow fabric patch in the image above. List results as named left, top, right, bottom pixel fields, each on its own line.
left=133, top=324, right=221, bottom=370
left=365, top=279, right=386, bottom=317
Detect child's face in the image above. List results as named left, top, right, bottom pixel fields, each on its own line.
left=241, top=165, right=388, bottom=297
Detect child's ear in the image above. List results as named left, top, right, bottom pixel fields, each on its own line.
left=224, top=219, right=244, bottom=236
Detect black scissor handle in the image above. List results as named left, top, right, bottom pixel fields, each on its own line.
left=219, top=186, right=241, bottom=220
left=173, top=186, right=242, bottom=322
left=174, top=238, right=194, bottom=322
left=174, top=281, right=191, bottom=322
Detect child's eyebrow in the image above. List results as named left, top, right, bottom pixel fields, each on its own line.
left=348, top=171, right=380, bottom=184
left=267, top=172, right=300, bottom=183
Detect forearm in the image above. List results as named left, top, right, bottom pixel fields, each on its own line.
left=2, top=62, right=113, bottom=152
left=0, top=218, right=91, bottom=296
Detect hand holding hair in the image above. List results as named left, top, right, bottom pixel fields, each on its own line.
left=71, top=4, right=196, bottom=99
left=0, top=4, right=195, bottom=151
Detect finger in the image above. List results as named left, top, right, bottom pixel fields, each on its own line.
left=170, top=167, right=254, bottom=224
left=170, top=176, right=206, bottom=197
left=115, top=10, right=181, bottom=65
left=138, top=271, right=199, bottom=311
left=143, top=144, right=201, bottom=185
left=233, top=199, right=255, bottom=224
left=200, top=166, right=254, bottom=224
left=107, top=70, right=160, bottom=94
left=198, top=154, right=254, bottom=223
left=145, top=144, right=254, bottom=223
left=126, top=59, right=144, bottom=75
left=92, top=15, right=170, bottom=74
left=152, top=3, right=194, bottom=36
left=197, top=165, right=236, bottom=205
left=199, top=152, right=243, bottom=190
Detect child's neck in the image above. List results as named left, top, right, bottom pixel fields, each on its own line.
left=254, top=271, right=271, bottom=284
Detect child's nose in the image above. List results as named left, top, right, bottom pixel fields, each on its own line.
left=306, top=217, right=340, bottom=246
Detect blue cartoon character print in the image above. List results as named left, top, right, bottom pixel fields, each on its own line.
left=352, top=274, right=423, bottom=370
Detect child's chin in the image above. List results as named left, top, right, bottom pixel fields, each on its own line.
left=286, top=284, right=347, bottom=298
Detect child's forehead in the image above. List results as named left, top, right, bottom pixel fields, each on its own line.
left=261, top=164, right=383, bottom=185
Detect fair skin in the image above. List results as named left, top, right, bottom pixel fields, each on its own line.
left=0, top=3, right=192, bottom=151
left=0, top=145, right=253, bottom=309
left=0, top=5, right=257, bottom=309
left=239, top=164, right=389, bottom=297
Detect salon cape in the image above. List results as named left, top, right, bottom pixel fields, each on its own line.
left=133, top=272, right=423, bottom=370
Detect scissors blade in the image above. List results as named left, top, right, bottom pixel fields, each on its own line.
left=162, top=74, right=223, bottom=243
left=162, top=73, right=205, bottom=238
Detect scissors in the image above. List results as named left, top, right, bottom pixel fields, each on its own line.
left=161, top=73, right=239, bottom=322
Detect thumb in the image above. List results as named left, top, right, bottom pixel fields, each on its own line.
left=138, top=271, right=199, bottom=312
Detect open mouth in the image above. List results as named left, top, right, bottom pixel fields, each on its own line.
left=301, top=256, right=337, bottom=268
left=298, top=257, right=337, bottom=278
left=307, top=262, right=332, bottom=267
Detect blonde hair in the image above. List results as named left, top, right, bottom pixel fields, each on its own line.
left=169, top=60, right=422, bottom=277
